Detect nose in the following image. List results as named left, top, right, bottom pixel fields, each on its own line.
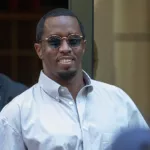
left=59, top=39, right=72, bottom=53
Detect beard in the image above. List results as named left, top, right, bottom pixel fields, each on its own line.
left=57, top=69, right=77, bottom=80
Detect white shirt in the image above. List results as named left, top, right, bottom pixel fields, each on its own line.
left=0, top=71, right=148, bottom=150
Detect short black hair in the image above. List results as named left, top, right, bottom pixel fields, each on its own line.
left=36, top=8, right=85, bottom=42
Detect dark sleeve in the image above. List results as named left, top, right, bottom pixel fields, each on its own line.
left=8, top=82, right=28, bottom=103
left=0, top=74, right=29, bottom=111
left=14, top=82, right=28, bottom=95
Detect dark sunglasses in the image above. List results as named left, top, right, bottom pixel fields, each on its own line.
left=40, top=34, right=84, bottom=49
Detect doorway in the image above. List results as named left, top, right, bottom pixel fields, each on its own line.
left=0, top=0, right=94, bottom=86
left=0, top=0, right=68, bottom=86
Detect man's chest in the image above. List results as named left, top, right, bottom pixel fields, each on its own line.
left=21, top=96, right=129, bottom=150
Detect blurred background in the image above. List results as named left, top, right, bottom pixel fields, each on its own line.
left=94, top=0, right=150, bottom=124
left=0, top=0, right=150, bottom=123
left=0, top=0, right=68, bottom=86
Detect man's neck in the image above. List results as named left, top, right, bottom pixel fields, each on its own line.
left=43, top=69, right=85, bottom=100
left=58, top=71, right=85, bottom=100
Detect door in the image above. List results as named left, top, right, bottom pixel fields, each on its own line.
left=69, top=0, right=94, bottom=78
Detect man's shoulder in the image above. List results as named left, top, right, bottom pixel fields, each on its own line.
left=91, top=79, right=121, bottom=92
left=91, top=79, right=133, bottom=103
left=90, top=80, right=141, bottom=117
left=0, top=86, right=35, bottom=130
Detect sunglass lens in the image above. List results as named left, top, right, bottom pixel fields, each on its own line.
left=68, top=36, right=82, bottom=47
left=48, top=36, right=61, bottom=49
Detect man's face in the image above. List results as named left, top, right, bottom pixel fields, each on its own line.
left=35, top=16, right=86, bottom=81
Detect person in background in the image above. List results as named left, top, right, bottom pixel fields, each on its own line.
left=111, top=128, right=150, bottom=150
left=0, top=73, right=28, bottom=111
left=0, top=8, right=149, bottom=150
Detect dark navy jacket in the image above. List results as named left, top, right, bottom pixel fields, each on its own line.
left=0, top=74, right=28, bottom=111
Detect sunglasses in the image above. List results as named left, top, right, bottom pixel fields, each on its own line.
left=40, top=34, right=84, bottom=49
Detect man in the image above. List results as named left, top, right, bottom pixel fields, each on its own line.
left=0, top=73, right=27, bottom=111
left=0, top=8, right=148, bottom=150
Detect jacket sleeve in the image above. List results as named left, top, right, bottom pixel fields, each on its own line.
left=7, top=82, right=28, bottom=104
left=14, top=82, right=28, bottom=95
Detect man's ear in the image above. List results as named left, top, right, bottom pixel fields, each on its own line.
left=83, top=40, right=87, bottom=54
left=34, top=43, right=43, bottom=59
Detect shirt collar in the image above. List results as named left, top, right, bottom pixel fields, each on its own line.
left=38, top=71, right=61, bottom=101
left=82, top=70, right=93, bottom=93
left=38, top=70, right=93, bottom=101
